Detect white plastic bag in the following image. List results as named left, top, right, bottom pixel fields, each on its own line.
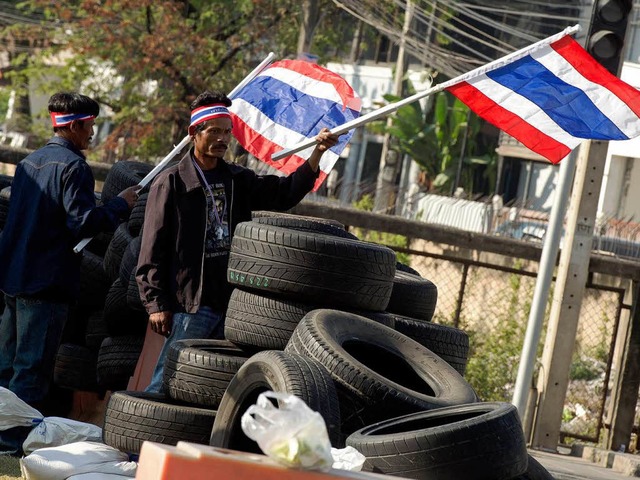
left=20, top=441, right=137, bottom=480
left=241, top=391, right=333, bottom=471
left=0, top=387, right=43, bottom=430
left=23, top=417, right=102, bottom=455
left=331, top=446, right=366, bottom=471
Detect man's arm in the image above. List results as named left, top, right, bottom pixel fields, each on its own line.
left=62, top=162, right=134, bottom=239
left=247, top=128, right=341, bottom=211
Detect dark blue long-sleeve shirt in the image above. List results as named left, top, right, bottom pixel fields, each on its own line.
left=0, top=136, right=128, bottom=301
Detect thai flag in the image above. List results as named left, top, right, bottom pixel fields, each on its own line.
left=446, top=35, right=640, bottom=163
left=229, top=59, right=361, bottom=189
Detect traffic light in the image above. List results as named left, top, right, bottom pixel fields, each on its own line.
left=586, top=0, right=632, bottom=76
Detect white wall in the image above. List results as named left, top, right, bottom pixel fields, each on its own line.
left=597, top=62, right=640, bottom=221
left=326, top=62, right=432, bottom=110
left=516, top=161, right=559, bottom=211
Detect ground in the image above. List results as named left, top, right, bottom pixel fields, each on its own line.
left=0, top=455, right=21, bottom=479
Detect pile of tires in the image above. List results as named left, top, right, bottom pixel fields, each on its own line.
left=53, top=161, right=153, bottom=395
left=100, top=212, right=548, bottom=479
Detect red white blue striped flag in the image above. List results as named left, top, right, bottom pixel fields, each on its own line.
left=446, top=34, right=640, bottom=163
left=229, top=59, right=361, bottom=189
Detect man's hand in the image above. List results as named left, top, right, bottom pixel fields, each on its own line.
left=315, top=127, right=340, bottom=152
left=307, top=128, right=341, bottom=172
left=150, top=311, right=173, bottom=337
left=118, top=185, right=141, bottom=209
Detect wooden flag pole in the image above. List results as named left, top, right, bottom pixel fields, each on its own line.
left=73, top=52, right=276, bottom=254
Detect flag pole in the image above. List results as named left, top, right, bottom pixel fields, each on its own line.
left=512, top=149, right=577, bottom=419
left=73, top=52, right=276, bottom=254
left=271, top=24, right=581, bottom=161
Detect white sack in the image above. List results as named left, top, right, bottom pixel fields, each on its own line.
left=20, top=441, right=137, bottom=480
left=23, top=417, right=102, bottom=455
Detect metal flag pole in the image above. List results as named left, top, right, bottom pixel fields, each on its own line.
left=271, top=24, right=580, bottom=161
left=73, top=52, right=276, bottom=254
left=511, top=149, right=577, bottom=419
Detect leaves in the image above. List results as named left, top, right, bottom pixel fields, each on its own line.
left=371, top=86, right=496, bottom=196
left=1, top=0, right=327, bottom=159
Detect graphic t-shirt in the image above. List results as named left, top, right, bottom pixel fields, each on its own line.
left=200, top=167, right=232, bottom=310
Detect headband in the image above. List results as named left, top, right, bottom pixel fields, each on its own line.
left=50, top=112, right=96, bottom=127
left=189, top=104, right=231, bottom=134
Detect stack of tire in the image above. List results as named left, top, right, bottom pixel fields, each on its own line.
left=102, top=213, right=551, bottom=479
left=53, top=161, right=154, bottom=396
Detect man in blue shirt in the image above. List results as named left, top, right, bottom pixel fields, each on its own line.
left=0, top=92, right=138, bottom=416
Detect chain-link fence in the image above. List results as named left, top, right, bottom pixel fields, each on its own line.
left=381, top=240, right=624, bottom=445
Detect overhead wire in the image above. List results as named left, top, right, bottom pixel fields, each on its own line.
left=333, top=0, right=585, bottom=78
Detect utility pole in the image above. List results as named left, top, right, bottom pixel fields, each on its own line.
left=530, top=0, right=632, bottom=451
left=373, top=1, right=413, bottom=213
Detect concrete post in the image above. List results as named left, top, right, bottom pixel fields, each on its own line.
left=532, top=140, right=608, bottom=451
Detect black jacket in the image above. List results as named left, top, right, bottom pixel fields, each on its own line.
left=136, top=150, right=319, bottom=314
left=0, top=137, right=128, bottom=301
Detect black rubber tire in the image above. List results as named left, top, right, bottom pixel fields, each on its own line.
left=85, top=309, right=109, bottom=352
left=104, top=279, right=148, bottom=337
left=224, top=288, right=318, bottom=350
left=78, top=251, right=111, bottom=310
left=346, top=402, right=528, bottom=480
left=101, top=160, right=153, bottom=204
left=61, top=304, right=92, bottom=346
left=250, top=211, right=356, bottom=239
left=84, top=231, right=114, bottom=258
left=103, top=391, right=216, bottom=454
left=386, top=270, right=438, bottom=321
left=0, top=186, right=10, bottom=230
left=119, top=235, right=141, bottom=287
left=97, top=336, right=145, bottom=391
left=285, top=309, right=477, bottom=436
left=228, top=221, right=396, bottom=311
left=396, top=261, right=421, bottom=277
left=163, top=339, right=251, bottom=408
left=53, top=343, right=99, bottom=392
left=512, top=454, right=555, bottom=480
left=210, top=350, right=341, bottom=450
left=126, top=270, right=145, bottom=311
left=128, top=191, right=149, bottom=237
left=0, top=173, right=12, bottom=190
left=362, top=312, right=469, bottom=376
left=103, top=222, right=133, bottom=282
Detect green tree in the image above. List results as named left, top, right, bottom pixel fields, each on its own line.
left=370, top=89, right=496, bottom=196
left=1, top=0, right=354, bottom=159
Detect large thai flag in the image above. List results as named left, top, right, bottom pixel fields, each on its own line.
left=446, top=35, right=640, bottom=163
left=229, top=59, right=361, bottom=189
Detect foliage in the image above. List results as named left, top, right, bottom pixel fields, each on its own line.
left=369, top=88, right=497, bottom=196
left=569, top=357, right=603, bottom=382
left=463, top=266, right=540, bottom=402
left=351, top=194, right=410, bottom=264
left=1, top=0, right=352, bottom=160
left=0, top=87, right=11, bottom=121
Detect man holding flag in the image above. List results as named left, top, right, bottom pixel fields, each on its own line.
left=136, top=90, right=340, bottom=393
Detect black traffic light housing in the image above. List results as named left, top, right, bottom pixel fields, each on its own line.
left=586, top=0, right=632, bottom=76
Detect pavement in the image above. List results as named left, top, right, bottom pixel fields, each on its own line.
left=531, top=445, right=640, bottom=480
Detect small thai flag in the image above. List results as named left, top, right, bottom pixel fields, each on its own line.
left=229, top=60, right=361, bottom=190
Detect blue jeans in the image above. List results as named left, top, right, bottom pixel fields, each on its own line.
left=0, top=295, right=68, bottom=406
left=145, top=306, right=224, bottom=393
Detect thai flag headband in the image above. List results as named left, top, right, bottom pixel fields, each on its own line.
left=50, top=112, right=96, bottom=127
left=189, top=104, right=231, bottom=132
